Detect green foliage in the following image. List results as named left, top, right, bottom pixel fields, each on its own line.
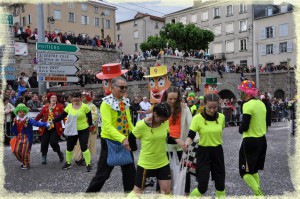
left=140, top=23, right=215, bottom=52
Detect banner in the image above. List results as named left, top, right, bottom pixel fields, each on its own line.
left=14, top=42, right=28, bottom=56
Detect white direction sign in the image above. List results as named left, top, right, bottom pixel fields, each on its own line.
left=39, top=76, right=79, bottom=82
left=37, top=65, right=80, bottom=75
left=37, top=52, right=79, bottom=63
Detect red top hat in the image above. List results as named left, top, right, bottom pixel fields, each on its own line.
left=96, top=63, right=128, bottom=80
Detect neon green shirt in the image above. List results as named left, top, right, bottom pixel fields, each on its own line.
left=133, top=120, right=170, bottom=169
left=100, top=102, right=134, bottom=143
left=242, top=99, right=267, bottom=138
left=190, top=113, right=225, bottom=147
left=64, top=103, right=90, bottom=131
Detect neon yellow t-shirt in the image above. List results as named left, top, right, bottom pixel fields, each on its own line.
left=242, top=99, right=267, bottom=138
left=64, top=103, right=90, bottom=131
left=133, top=120, right=170, bottom=169
left=190, top=113, right=225, bottom=147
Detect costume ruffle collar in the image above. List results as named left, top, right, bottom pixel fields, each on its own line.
left=102, top=94, right=130, bottom=111
left=16, top=116, right=28, bottom=121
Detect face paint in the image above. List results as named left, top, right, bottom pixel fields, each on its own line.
left=148, top=75, right=171, bottom=103
left=102, top=79, right=112, bottom=96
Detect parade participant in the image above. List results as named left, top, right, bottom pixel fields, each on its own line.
left=196, top=96, right=205, bottom=114
left=86, top=76, right=136, bottom=193
left=73, top=92, right=99, bottom=166
left=52, top=92, right=95, bottom=172
left=4, top=97, right=15, bottom=146
left=144, top=65, right=171, bottom=104
left=204, top=78, right=220, bottom=95
left=10, top=104, right=50, bottom=169
left=238, top=80, right=267, bottom=196
left=160, top=86, right=192, bottom=195
left=35, top=92, right=64, bottom=164
left=128, top=103, right=173, bottom=197
left=187, top=92, right=197, bottom=116
left=185, top=93, right=226, bottom=198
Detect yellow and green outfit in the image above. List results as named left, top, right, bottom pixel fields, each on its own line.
left=188, top=112, right=226, bottom=198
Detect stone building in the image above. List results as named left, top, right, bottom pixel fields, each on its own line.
left=116, top=12, right=165, bottom=55
left=254, top=3, right=296, bottom=68
left=10, top=1, right=117, bottom=42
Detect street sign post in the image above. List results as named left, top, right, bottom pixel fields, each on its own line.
left=0, top=47, right=15, bottom=55
left=37, top=52, right=79, bottom=63
left=36, top=43, right=80, bottom=52
left=37, top=65, right=80, bottom=75
left=0, top=66, right=16, bottom=72
left=39, top=76, right=79, bottom=82
left=0, top=39, right=15, bottom=45
left=0, top=14, right=13, bottom=25
left=0, top=74, right=15, bottom=80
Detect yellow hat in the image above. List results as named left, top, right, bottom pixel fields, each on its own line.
left=144, top=66, right=168, bottom=78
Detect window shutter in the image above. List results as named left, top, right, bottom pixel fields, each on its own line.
left=273, top=44, right=278, bottom=54
left=260, top=28, right=266, bottom=39
left=261, top=45, right=266, bottom=56
left=273, top=26, right=275, bottom=38
left=87, top=16, right=89, bottom=25
left=74, top=14, right=76, bottom=23
left=287, top=41, right=293, bottom=52
left=81, top=16, right=84, bottom=24
left=284, top=24, right=288, bottom=36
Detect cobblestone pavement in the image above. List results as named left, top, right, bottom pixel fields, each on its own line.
left=4, top=121, right=295, bottom=197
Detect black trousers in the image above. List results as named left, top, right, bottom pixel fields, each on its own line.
left=66, top=128, right=89, bottom=152
left=86, top=137, right=136, bottom=192
left=41, top=128, right=61, bottom=156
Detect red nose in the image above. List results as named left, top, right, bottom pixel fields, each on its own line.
left=152, top=88, right=158, bottom=93
left=105, top=90, right=111, bottom=96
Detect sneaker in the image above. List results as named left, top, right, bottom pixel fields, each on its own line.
left=42, top=155, right=47, bottom=164
left=62, top=163, right=72, bottom=170
left=58, top=152, right=64, bottom=162
left=21, top=165, right=29, bottom=170
left=75, top=158, right=85, bottom=166
left=86, top=164, right=92, bottom=172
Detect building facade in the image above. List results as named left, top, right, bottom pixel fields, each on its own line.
left=11, top=1, right=117, bottom=42
left=254, top=3, right=296, bottom=68
left=164, top=0, right=275, bottom=68
left=116, top=13, right=165, bottom=55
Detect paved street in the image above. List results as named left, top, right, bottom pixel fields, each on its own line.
left=4, top=121, right=295, bottom=197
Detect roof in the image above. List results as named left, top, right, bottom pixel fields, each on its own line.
left=117, top=12, right=165, bottom=24
left=87, top=0, right=117, bottom=10
left=163, top=6, right=193, bottom=17
left=254, top=3, right=294, bottom=19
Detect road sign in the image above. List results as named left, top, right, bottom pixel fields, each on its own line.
left=0, top=47, right=15, bottom=55
left=0, top=74, right=15, bottom=80
left=0, top=66, right=16, bottom=72
left=37, top=65, right=80, bottom=75
left=0, top=14, right=13, bottom=25
left=0, top=59, right=15, bottom=64
left=39, top=76, right=79, bottom=82
left=0, top=39, right=15, bottom=45
left=37, top=52, right=79, bottom=63
left=0, top=27, right=14, bottom=36
left=36, top=43, right=80, bottom=53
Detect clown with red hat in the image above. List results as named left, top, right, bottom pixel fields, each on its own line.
left=237, top=80, right=268, bottom=196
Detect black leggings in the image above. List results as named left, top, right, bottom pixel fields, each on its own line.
left=41, top=128, right=61, bottom=155
left=66, top=128, right=89, bottom=152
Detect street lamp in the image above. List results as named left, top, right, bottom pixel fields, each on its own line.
left=100, top=12, right=105, bottom=39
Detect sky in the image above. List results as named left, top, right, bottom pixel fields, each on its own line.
left=104, top=0, right=288, bottom=23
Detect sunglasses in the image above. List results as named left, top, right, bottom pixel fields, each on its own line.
left=115, top=85, right=127, bottom=90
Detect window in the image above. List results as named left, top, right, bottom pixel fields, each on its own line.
left=28, top=15, right=31, bottom=24
left=171, top=19, right=176, bottom=23
left=240, top=3, right=247, bottom=13
left=180, top=16, right=186, bottom=24
left=287, top=41, right=293, bottom=52
left=266, top=44, right=273, bottom=54
left=225, top=22, right=234, bottom=34
left=94, top=7, right=99, bottom=14
left=239, top=38, right=247, bottom=51
left=68, top=3, right=74, bottom=8
left=240, top=60, right=247, bottom=67
left=226, top=40, right=234, bottom=53
left=104, top=9, right=110, bottom=16
left=214, top=42, right=222, bottom=54
left=279, top=42, right=287, bottom=53
left=133, top=20, right=138, bottom=27
left=266, top=8, right=273, bottom=16
left=202, top=11, right=208, bottom=21
left=135, top=43, right=138, bottom=51
left=21, top=5, right=25, bottom=12
left=214, top=7, right=220, bottom=18
left=117, top=34, right=120, bottom=41
left=94, top=18, right=99, bottom=27
left=81, top=15, right=89, bottom=25
left=279, top=24, right=288, bottom=37
left=239, top=19, right=247, bottom=32
left=22, top=16, right=26, bottom=26
left=281, top=5, right=288, bottom=13
left=69, top=13, right=75, bottom=22
left=266, top=26, right=275, bottom=38
left=226, top=5, right=233, bottom=16
left=105, top=20, right=110, bottom=28
left=117, top=24, right=120, bottom=30
left=134, top=31, right=139, bottom=39
left=54, top=10, right=61, bottom=20
left=191, top=14, right=197, bottom=23
left=155, top=22, right=159, bottom=29
left=81, top=3, right=88, bottom=11
left=214, top=24, right=222, bottom=36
